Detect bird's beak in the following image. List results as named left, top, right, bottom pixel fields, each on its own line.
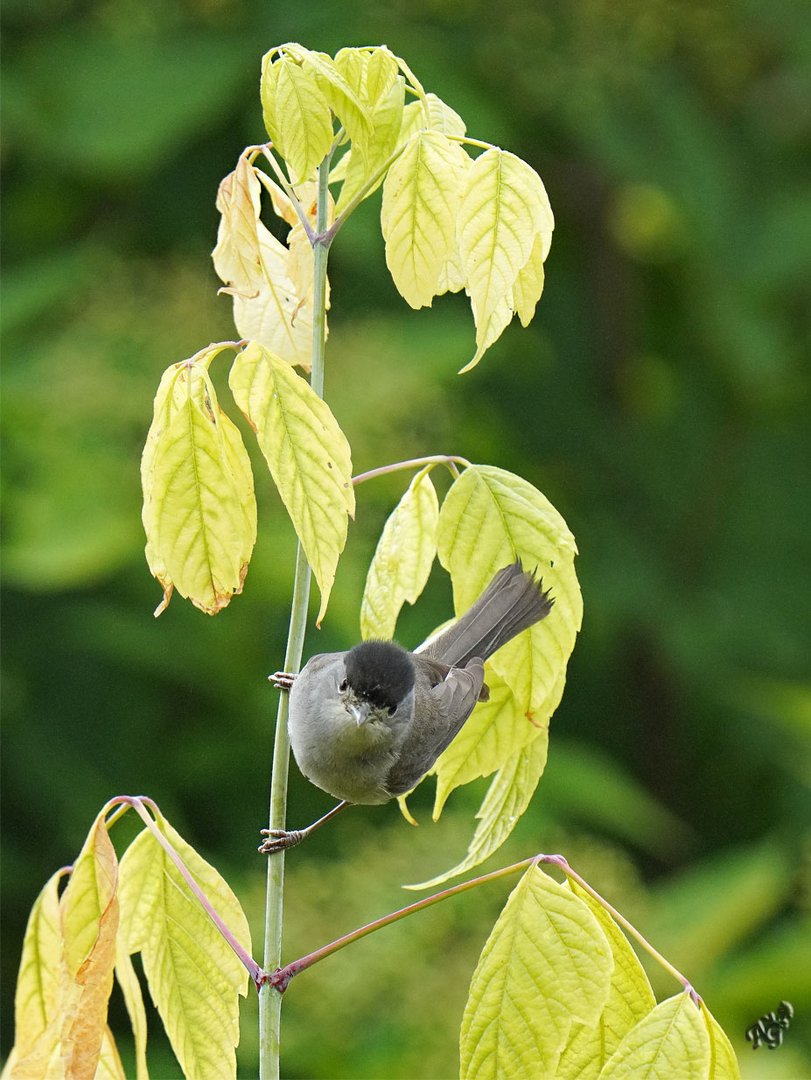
left=347, top=701, right=370, bottom=726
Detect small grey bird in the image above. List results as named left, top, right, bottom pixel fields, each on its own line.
left=260, top=561, right=553, bottom=853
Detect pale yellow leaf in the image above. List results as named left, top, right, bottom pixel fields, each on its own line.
left=599, top=993, right=711, bottom=1079
left=59, top=812, right=119, bottom=1080
left=381, top=130, right=470, bottom=308
left=399, top=93, right=467, bottom=143
left=141, top=355, right=256, bottom=616
left=269, top=56, right=334, bottom=183
left=458, top=148, right=554, bottom=369
left=360, top=466, right=438, bottom=640
left=460, top=866, right=613, bottom=1080
left=211, top=150, right=265, bottom=295
left=700, top=1003, right=741, bottom=1080
left=114, top=953, right=148, bottom=1080
left=407, top=734, right=548, bottom=889
left=438, top=463, right=582, bottom=718
left=118, top=819, right=251, bottom=1080
left=7, top=870, right=64, bottom=1073
left=93, top=1030, right=125, bottom=1080
left=229, top=342, right=354, bottom=623
left=558, top=880, right=656, bottom=1078
left=513, top=230, right=546, bottom=327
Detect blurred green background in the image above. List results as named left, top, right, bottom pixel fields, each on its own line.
left=2, top=1, right=810, bottom=1077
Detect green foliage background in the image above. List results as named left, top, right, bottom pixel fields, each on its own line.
left=2, top=1, right=809, bottom=1077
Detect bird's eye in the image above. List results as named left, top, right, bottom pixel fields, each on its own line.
left=388, top=704, right=396, bottom=716
left=339, top=679, right=347, bottom=692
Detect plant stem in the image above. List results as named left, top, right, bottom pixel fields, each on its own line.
left=259, top=156, right=332, bottom=1080
left=352, top=454, right=471, bottom=486
left=269, top=857, right=536, bottom=991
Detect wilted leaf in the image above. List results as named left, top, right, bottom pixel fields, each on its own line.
left=141, top=352, right=256, bottom=616
left=599, top=993, right=711, bottom=1079
left=118, top=817, right=251, bottom=1080
left=360, top=466, right=438, bottom=640
left=438, top=463, right=582, bottom=721
left=558, top=880, right=656, bottom=1079
left=460, top=866, right=613, bottom=1080
left=229, top=342, right=354, bottom=623
left=457, top=148, right=554, bottom=370
left=59, top=811, right=119, bottom=1080
left=381, top=130, right=470, bottom=308
left=408, top=733, right=549, bottom=888
left=211, top=150, right=266, bottom=296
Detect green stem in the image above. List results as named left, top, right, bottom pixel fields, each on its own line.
left=259, top=156, right=333, bottom=1080
left=268, top=857, right=536, bottom=992
left=352, top=454, right=470, bottom=486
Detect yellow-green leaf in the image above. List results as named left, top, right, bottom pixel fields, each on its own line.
left=59, top=811, right=119, bottom=1080
left=229, top=342, right=354, bottom=623
left=399, top=93, right=467, bottom=143
left=334, top=61, right=405, bottom=212
left=408, top=734, right=548, bottom=889
left=141, top=353, right=256, bottom=616
left=118, top=818, right=251, bottom=1080
left=8, top=870, right=64, bottom=1072
left=360, top=465, right=438, bottom=640
left=115, top=952, right=149, bottom=1080
left=381, top=130, right=470, bottom=309
left=432, top=667, right=547, bottom=818
left=558, top=880, right=656, bottom=1079
left=599, top=993, right=711, bottom=1080
left=281, top=45, right=372, bottom=152
left=460, top=866, right=613, bottom=1080
left=438, top=463, right=582, bottom=719
left=265, top=56, right=334, bottom=184
left=457, top=148, right=554, bottom=370
left=700, top=1003, right=741, bottom=1080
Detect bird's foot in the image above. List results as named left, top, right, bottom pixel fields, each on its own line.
left=258, top=827, right=305, bottom=854
left=269, top=671, right=296, bottom=691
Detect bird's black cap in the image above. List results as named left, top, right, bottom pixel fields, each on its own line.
left=344, top=640, right=415, bottom=711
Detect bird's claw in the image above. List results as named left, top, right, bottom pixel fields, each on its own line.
left=258, top=827, right=304, bottom=854
left=269, top=671, right=296, bottom=691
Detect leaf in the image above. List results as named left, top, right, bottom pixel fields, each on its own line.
left=261, top=55, right=334, bottom=183
left=360, top=465, right=438, bottom=640
left=59, top=810, right=119, bottom=1080
left=213, top=155, right=324, bottom=370
left=431, top=667, right=553, bottom=818
left=334, top=51, right=405, bottom=212
left=700, top=1003, right=741, bottom=1080
left=95, top=1029, right=126, bottom=1080
left=459, top=866, right=613, bottom=1080
left=457, top=149, right=554, bottom=370
left=399, top=92, right=467, bottom=142
left=557, top=880, right=656, bottom=1079
left=280, top=45, right=372, bottom=152
left=118, top=817, right=251, bottom=1080
left=438, top=463, right=582, bottom=720
left=229, top=342, right=354, bottom=623
left=115, top=952, right=149, bottom=1080
left=598, top=993, right=711, bottom=1079
left=141, top=352, right=257, bottom=616
left=408, top=733, right=548, bottom=889
left=381, top=130, right=471, bottom=309
left=7, top=870, right=64, bottom=1073
left=513, top=231, right=546, bottom=327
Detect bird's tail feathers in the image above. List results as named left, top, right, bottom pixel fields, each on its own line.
left=425, top=561, right=553, bottom=668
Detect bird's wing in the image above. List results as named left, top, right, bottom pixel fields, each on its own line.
left=384, top=657, right=485, bottom=796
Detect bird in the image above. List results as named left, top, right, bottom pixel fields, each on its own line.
left=260, top=561, right=553, bottom=853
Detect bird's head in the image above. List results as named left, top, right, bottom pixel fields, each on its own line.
left=340, top=641, right=415, bottom=726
